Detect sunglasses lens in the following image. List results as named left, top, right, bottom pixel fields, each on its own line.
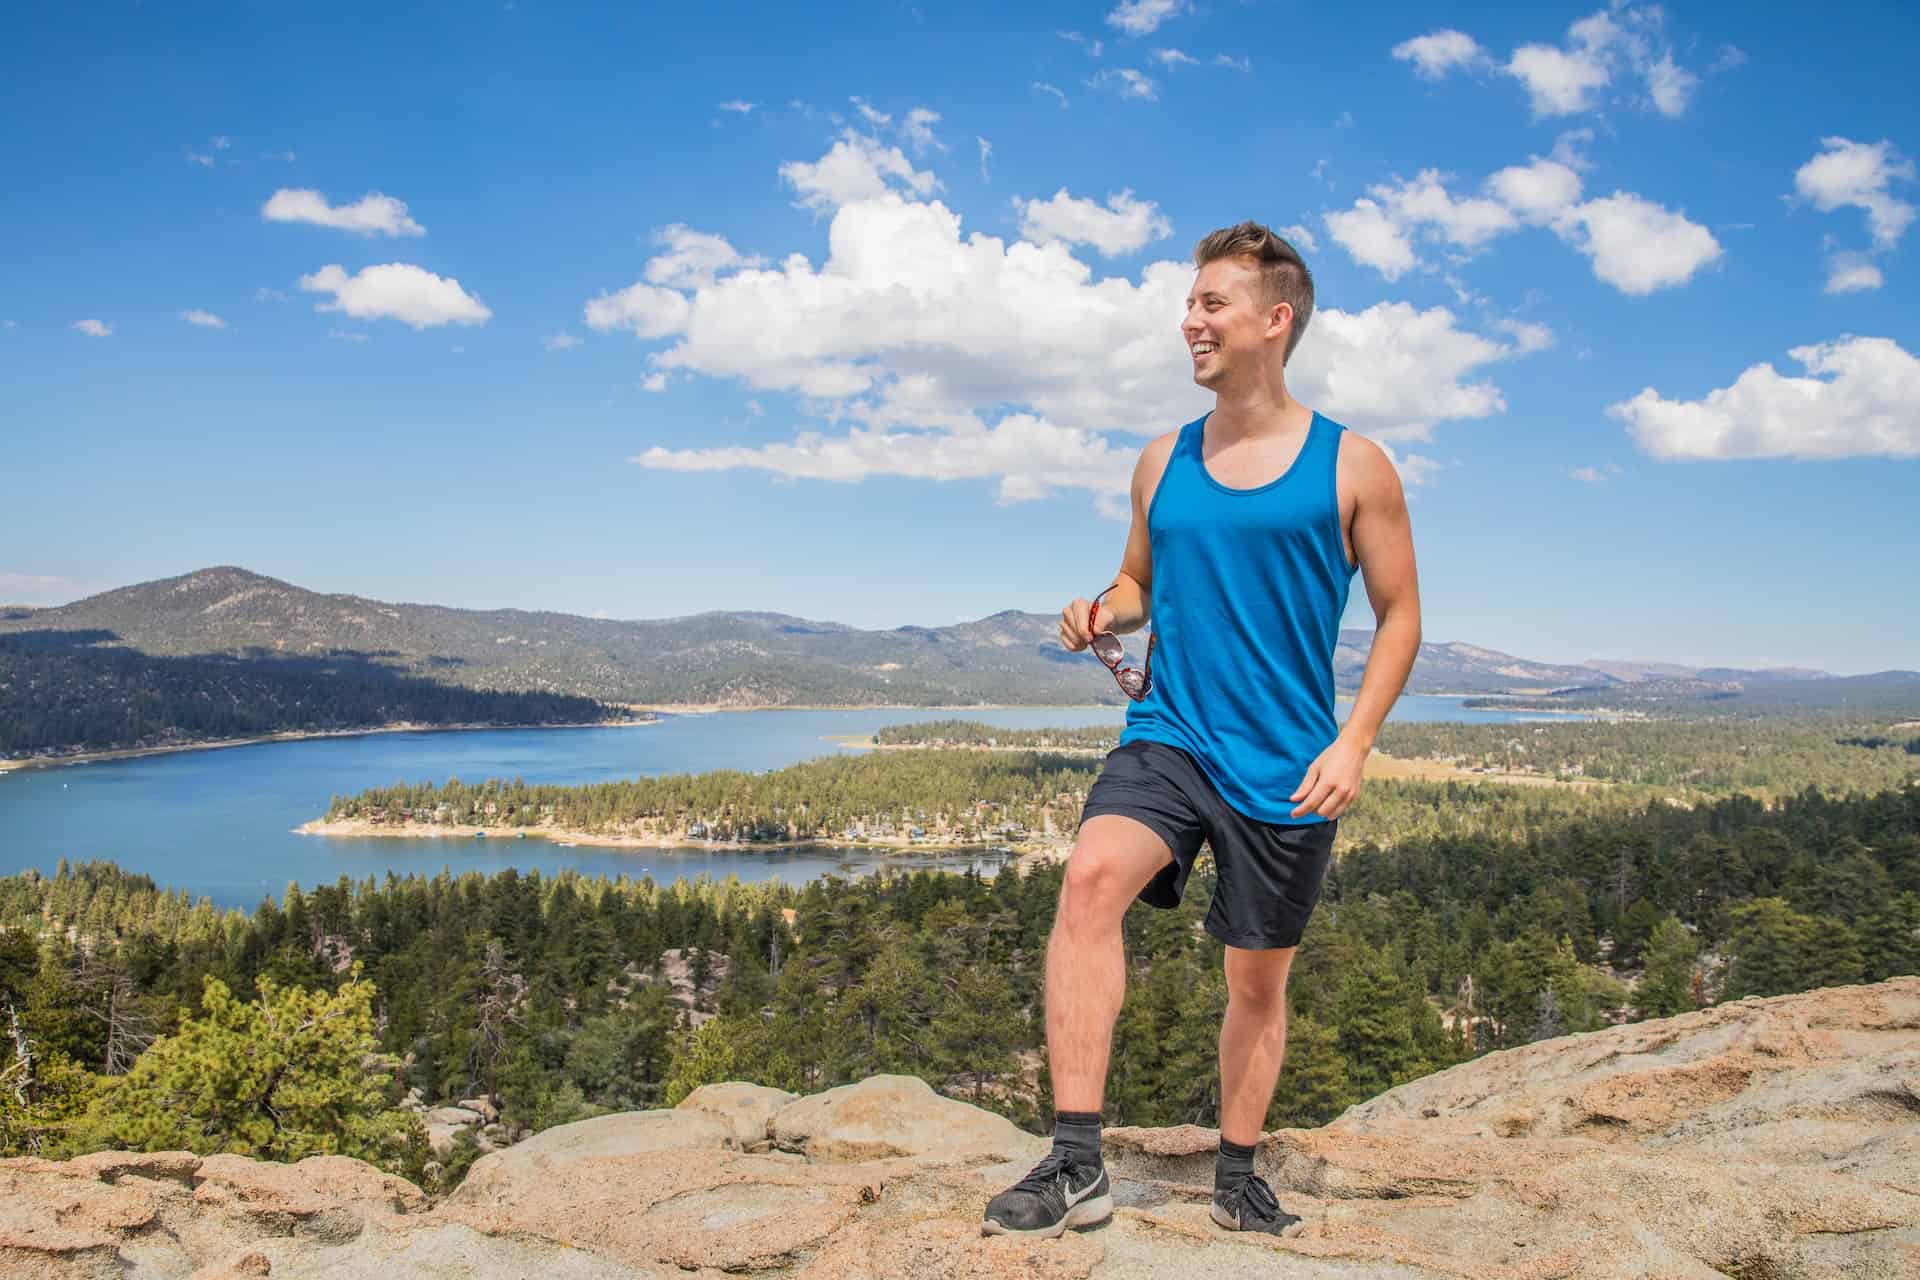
left=1089, top=632, right=1124, bottom=664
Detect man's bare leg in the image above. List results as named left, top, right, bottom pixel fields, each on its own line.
left=1210, top=943, right=1306, bottom=1236
left=1045, top=815, right=1176, bottom=1111
left=1217, top=944, right=1296, bottom=1144
left=984, top=815, right=1172, bottom=1238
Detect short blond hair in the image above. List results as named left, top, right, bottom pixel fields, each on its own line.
left=1193, top=221, right=1314, bottom=362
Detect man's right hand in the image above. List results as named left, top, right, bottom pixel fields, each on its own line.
left=1059, top=598, right=1098, bottom=652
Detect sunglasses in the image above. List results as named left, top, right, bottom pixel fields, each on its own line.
left=1088, top=585, right=1155, bottom=702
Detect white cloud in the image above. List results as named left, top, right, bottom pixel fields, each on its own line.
left=645, top=224, right=764, bottom=289
left=545, top=332, right=583, bottom=351
left=1392, top=30, right=1485, bottom=80
left=255, top=286, right=290, bottom=303
left=746, top=399, right=764, bottom=416
left=71, top=319, right=111, bottom=337
left=901, top=107, right=945, bottom=153
left=262, top=189, right=426, bottom=237
left=326, top=328, right=368, bottom=343
left=1503, top=4, right=1700, bottom=119
left=298, top=263, right=492, bottom=328
left=1486, top=157, right=1584, bottom=222
left=718, top=100, right=756, bottom=114
left=186, top=151, right=215, bottom=168
left=1824, top=253, right=1884, bottom=294
left=1378, top=442, right=1446, bottom=487
left=1610, top=336, right=1920, bottom=460
left=1056, top=29, right=1104, bottom=57
left=1034, top=82, right=1070, bottom=108
left=779, top=132, right=938, bottom=212
left=212, top=135, right=231, bottom=150
left=1328, top=155, right=1717, bottom=294
left=640, top=372, right=669, bottom=392
left=1017, top=189, right=1172, bottom=257
left=1493, top=318, right=1554, bottom=353
left=1644, top=54, right=1697, bottom=118
left=1568, top=465, right=1606, bottom=483
left=1092, top=69, right=1157, bottom=101
left=977, top=136, right=992, bottom=181
left=1557, top=192, right=1721, bottom=294
left=1152, top=48, right=1198, bottom=67
left=1278, top=223, right=1318, bottom=253
left=597, top=139, right=1535, bottom=509
left=1106, top=0, right=1183, bottom=37
left=1324, top=199, right=1418, bottom=278
left=1214, top=54, right=1251, bottom=72
left=1794, top=137, right=1916, bottom=250
left=259, top=149, right=297, bottom=163
left=180, top=309, right=227, bottom=329
left=585, top=281, right=690, bottom=338
left=1506, top=43, right=1609, bottom=116
left=850, top=96, right=891, bottom=127
left=1709, top=46, right=1748, bottom=74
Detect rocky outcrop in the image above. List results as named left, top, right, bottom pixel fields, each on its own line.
left=2, top=979, right=1916, bottom=1278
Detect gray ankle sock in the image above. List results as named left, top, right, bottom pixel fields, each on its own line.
left=1216, top=1137, right=1256, bottom=1188
left=1053, top=1110, right=1102, bottom=1165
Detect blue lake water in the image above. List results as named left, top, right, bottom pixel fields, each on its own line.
left=1, top=699, right=1566, bottom=909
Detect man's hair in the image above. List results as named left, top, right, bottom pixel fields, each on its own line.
left=1192, top=221, right=1315, bottom=363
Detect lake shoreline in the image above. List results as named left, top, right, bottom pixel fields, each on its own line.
left=0, top=717, right=658, bottom=775
left=297, top=815, right=1072, bottom=862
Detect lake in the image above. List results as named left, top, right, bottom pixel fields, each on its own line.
left=1, top=699, right=1570, bottom=908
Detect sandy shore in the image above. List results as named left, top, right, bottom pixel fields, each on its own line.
left=0, top=717, right=657, bottom=775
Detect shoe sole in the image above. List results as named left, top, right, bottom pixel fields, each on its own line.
left=981, top=1192, right=1115, bottom=1238
left=1210, top=1202, right=1304, bottom=1237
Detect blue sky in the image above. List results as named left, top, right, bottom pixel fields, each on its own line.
left=3, top=1, right=1916, bottom=673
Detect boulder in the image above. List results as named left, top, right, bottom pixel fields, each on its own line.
left=457, top=1097, right=500, bottom=1124
left=769, top=1074, right=1044, bottom=1164
left=675, top=1081, right=797, bottom=1149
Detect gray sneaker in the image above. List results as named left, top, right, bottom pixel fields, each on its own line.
left=1210, top=1172, right=1304, bottom=1236
left=982, top=1148, right=1114, bottom=1238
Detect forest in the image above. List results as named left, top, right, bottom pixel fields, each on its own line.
left=5, top=770, right=1913, bottom=1190
left=0, top=629, right=631, bottom=758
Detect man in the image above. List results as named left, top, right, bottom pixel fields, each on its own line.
left=982, top=222, right=1421, bottom=1239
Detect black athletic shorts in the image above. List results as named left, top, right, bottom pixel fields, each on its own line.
left=1078, top=739, right=1337, bottom=950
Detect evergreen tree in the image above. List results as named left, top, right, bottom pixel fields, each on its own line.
left=1634, top=916, right=1700, bottom=1020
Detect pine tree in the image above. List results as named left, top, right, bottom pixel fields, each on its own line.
left=1634, top=916, right=1700, bottom=1020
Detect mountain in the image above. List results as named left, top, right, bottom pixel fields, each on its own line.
left=4, top=567, right=1911, bottom=712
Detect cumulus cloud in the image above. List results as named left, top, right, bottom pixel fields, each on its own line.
left=545, top=332, right=583, bottom=351
left=1153, top=48, right=1199, bottom=67
left=262, top=189, right=426, bottom=237
left=1610, top=336, right=1920, bottom=460
left=1017, top=189, right=1172, bottom=257
left=585, top=281, right=691, bottom=338
left=1793, top=137, right=1915, bottom=250
left=298, top=263, right=492, bottom=328
left=1557, top=192, right=1722, bottom=294
left=180, top=309, right=227, bottom=329
left=645, top=224, right=765, bottom=289
left=71, top=319, right=111, bottom=337
left=1092, top=68, right=1158, bottom=101
left=849, top=96, right=891, bottom=127
left=1501, top=4, right=1700, bottom=119
left=1824, top=252, right=1884, bottom=294
left=779, top=132, right=938, bottom=212
left=599, top=137, right=1535, bottom=508
left=1107, top=0, right=1183, bottom=36
left=901, top=107, right=945, bottom=153
left=1278, top=223, right=1318, bottom=253
left=1327, top=156, right=1718, bottom=293
left=1392, top=30, right=1485, bottom=80
left=640, top=372, right=668, bottom=392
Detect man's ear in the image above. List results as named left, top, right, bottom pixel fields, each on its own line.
left=1266, top=302, right=1294, bottom=343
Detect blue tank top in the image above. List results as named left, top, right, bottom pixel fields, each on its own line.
left=1119, top=410, right=1357, bottom=825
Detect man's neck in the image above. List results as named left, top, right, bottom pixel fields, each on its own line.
left=1207, top=377, right=1311, bottom=443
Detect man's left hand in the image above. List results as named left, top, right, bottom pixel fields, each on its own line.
left=1289, top=735, right=1369, bottom=819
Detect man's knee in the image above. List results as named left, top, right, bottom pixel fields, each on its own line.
left=1225, top=946, right=1295, bottom=1012
left=1057, top=848, right=1136, bottom=925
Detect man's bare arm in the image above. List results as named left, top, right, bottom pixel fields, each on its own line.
left=1290, top=435, right=1421, bottom=818
left=1060, top=434, right=1173, bottom=649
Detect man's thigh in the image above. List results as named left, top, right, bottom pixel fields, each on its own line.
left=1064, top=813, right=1180, bottom=904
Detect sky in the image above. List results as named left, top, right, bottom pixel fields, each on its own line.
left=2, top=1, right=1916, bottom=674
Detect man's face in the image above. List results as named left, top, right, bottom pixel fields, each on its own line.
left=1181, top=257, right=1288, bottom=390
